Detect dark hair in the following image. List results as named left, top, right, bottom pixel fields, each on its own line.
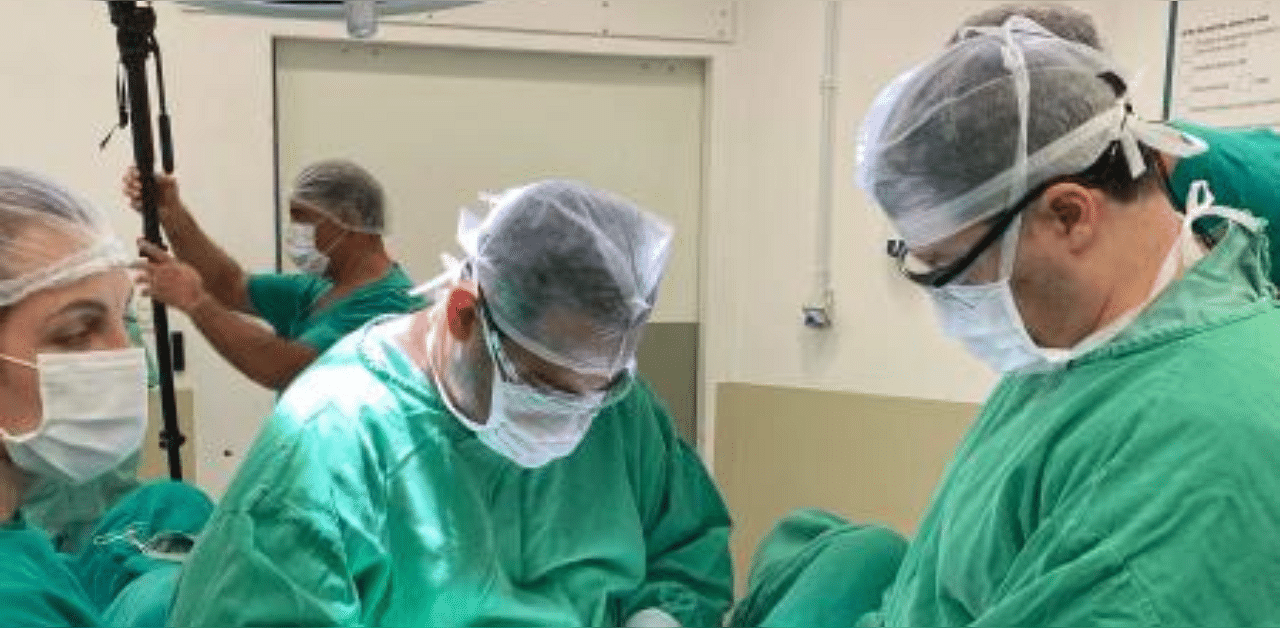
left=1071, top=136, right=1165, bottom=203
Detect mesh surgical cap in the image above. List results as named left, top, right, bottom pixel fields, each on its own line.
left=291, top=159, right=386, bottom=234
left=0, top=167, right=129, bottom=307
left=424, top=180, right=673, bottom=377
left=856, top=17, right=1206, bottom=249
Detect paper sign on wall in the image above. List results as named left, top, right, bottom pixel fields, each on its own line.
left=1171, top=0, right=1280, bottom=128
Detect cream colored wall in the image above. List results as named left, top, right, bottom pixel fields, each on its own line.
left=715, top=383, right=979, bottom=589
left=1110, top=0, right=1175, bottom=118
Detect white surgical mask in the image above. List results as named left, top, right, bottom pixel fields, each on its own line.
left=285, top=222, right=345, bottom=276
left=477, top=374, right=605, bottom=469
left=0, top=348, right=147, bottom=484
left=930, top=181, right=1230, bottom=374
left=427, top=314, right=606, bottom=468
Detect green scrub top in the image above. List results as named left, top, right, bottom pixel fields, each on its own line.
left=1169, top=121, right=1280, bottom=287
left=862, top=221, right=1280, bottom=626
left=0, top=518, right=100, bottom=627
left=247, top=264, right=425, bottom=354
left=170, top=315, right=733, bottom=627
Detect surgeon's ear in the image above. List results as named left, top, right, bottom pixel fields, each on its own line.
left=444, top=284, right=479, bottom=342
left=1042, top=182, right=1101, bottom=255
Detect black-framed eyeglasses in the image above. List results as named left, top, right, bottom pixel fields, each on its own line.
left=887, top=174, right=1087, bottom=288
left=475, top=299, right=634, bottom=406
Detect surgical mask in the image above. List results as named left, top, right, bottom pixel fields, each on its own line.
left=427, top=308, right=607, bottom=468
left=478, top=374, right=605, bottom=469
left=285, top=222, right=344, bottom=276
left=0, top=348, right=147, bottom=485
left=930, top=181, right=1223, bottom=374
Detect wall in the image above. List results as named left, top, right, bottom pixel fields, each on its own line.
left=710, top=0, right=1130, bottom=413
left=1110, top=0, right=1174, bottom=118
left=715, top=384, right=977, bottom=589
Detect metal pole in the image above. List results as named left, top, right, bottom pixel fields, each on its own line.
left=109, top=1, right=185, bottom=481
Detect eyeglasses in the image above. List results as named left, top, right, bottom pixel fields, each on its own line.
left=476, top=301, right=634, bottom=406
left=887, top=174, right=1087, bottom=288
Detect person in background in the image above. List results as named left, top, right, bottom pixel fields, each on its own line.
left=126, top=159, right=424, bottom=391
left=170, top=180, right=733, bottom=627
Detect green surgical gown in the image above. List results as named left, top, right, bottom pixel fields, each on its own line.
left=68, top=480, right=212, bottom=616
left=247, top=264, right=425, bottom=354
left=1170, top=121, right=1280, bottom=286
left=0, top=518, right=100, bottom=627
left=732, top=509, right=906, bottom=628
left=860, top=221, right=1280, bottom=626
left=170, top=314, right=733, bottom=627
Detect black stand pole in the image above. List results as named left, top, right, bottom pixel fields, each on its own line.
left=109, top=1, right=185, bottom=481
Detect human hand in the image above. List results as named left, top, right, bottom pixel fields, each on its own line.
left=122, top=166, right=184, bottom=220
left=134, top=239, right=212, bottom=313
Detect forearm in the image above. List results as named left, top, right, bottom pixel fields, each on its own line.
left=162, top=207, right=248, bottom=308
left=186, top=298, right=316, bottom=391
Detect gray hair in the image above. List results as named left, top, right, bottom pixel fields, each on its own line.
left=952, top=3, right=1103, bottom=50
left=291, top=159, right=386, bottom=234
left=471, top=179, right=672, bottom=375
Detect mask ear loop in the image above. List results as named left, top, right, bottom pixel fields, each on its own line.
left=0, top=354, right=38, bottom=441
left=0, top=353, right=34, bottom=370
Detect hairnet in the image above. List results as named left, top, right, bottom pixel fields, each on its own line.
left=856, top=17, right=1207, bottom=249
left=951, top=3, right=1102, bottom=49
left=290, top=160, right=386, bottom=234
left=0, top=167, right=129, bottom=307
left=421, top=180, right=672, bottom=377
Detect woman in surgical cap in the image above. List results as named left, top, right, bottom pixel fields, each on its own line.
left=0, top=167, right=210, bottom=626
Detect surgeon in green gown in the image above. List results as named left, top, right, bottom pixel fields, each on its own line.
left=171, top=180, right=733, bottom=627
left=742, top=18, right=1280, bottom=627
